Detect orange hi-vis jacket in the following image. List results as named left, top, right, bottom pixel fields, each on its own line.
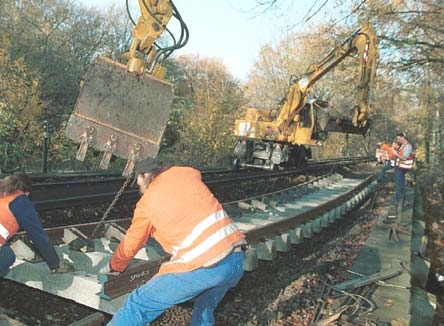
left=395, top=142, right=414, bottom=170
left=0, top=192, right=22, bottom=245
left=380, top=143, right=396, bottom=161
left=110, top=167, right=246, bottom=275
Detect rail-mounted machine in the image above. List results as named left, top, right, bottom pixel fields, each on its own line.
left=233, top=22, right=379, bottom=170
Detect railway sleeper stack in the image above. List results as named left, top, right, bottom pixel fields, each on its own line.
left=6, top=172, right=376, bottom=315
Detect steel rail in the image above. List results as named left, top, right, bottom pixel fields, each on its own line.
left=31, top=157, right=374, bottom=212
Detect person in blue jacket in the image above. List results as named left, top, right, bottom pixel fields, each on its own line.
left=0, top=173, right=73, bottom=277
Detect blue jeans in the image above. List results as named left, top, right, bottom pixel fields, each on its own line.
left=108, top=250, right=244, bottom=326
left=377, top=162, right=393, bottom=181
left=0, top=245, right=16, bottom=277
left=394, top=167, right=407, bottom=205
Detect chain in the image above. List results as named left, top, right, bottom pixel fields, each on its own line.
left=91, top=175, right=133, bottom=238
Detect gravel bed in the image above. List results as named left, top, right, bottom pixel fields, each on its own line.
left=1, top=166, right=443, bottom=325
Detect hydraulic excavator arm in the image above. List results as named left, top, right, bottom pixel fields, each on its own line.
left=65, top=0, right=188, bottom=176
left=233, top=22, right=379, bottom=170
left=126, top=0, right=189, bottom=78
left=276, top=22, right=378, bottom=136
left=125, top=0, right=174, bottom=77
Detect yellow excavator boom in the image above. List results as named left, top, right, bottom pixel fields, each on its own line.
left=233, top=22, right=379, bottom=170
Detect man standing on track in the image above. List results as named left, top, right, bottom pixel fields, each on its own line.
left=376, top=140, right=399, bottom=183
left=392, top=132, right=414, bottom=210
left=101, top=159, right=246, bottom=326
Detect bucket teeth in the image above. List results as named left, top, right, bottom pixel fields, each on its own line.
left=66, top=56, right=173, bottom=173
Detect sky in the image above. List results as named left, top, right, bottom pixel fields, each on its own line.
left=79, top=0, right=336, bottom=81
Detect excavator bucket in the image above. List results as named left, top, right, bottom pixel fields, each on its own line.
left=65, top=56, right=173, bottom=176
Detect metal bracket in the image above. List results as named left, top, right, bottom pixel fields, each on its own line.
left=76, top=126, right=95, bottom=161
left=10, top=238, right=43, bottom=262
left=63, top=227, right=95, bottom=252
left=104, top=223, right=127, bottom=242
left=98, top=257, right=168, bottom=300
left=99, top=134, right=118, bottom=169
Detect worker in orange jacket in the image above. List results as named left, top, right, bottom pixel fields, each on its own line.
left=0, top=173, right=74, bottom=277
left=101, top=159, right=246, bottom=326
left=376, top=141, right=399, bottom=182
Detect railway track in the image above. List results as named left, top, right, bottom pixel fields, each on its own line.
left=30, top=157, right=372, bottom=212
left=1, top=158, right=377, bottom=325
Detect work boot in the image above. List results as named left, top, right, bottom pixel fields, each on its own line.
left=52, top=261, right=75, bottom=274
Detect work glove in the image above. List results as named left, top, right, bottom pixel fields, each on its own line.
left=99, top=262, right=120, bottom=276
left=52, top=261, right=75, bottom=274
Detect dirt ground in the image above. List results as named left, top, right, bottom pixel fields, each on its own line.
left=419, top=172, right=444, bottom=326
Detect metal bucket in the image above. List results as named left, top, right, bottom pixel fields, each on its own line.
left=65, top=56, right=173, bottom=175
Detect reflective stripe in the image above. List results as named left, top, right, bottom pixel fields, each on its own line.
left=173, top=224, right=240, bottom=264
left=171, top=209, right=229, bottom=256
left=397, top=158, right=413, bottom=170
left=395, top=142, right=414, bottom=170
left=395, top=154, right=414, bottom=170
left=0, top=223, right=10, bottom=241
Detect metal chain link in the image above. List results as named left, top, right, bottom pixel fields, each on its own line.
left=91, top=175, right=133, bottom=238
